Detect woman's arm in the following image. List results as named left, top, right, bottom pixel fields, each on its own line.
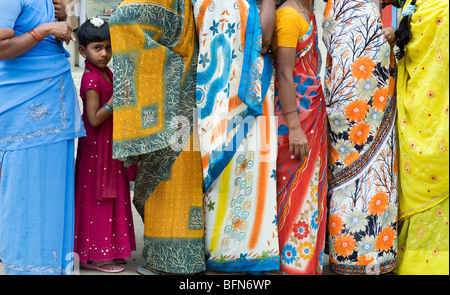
left=0, top=28, right=33, bottom=61
left=277, top=46, right=309, bottom=159
left=0, top=22, right=76, bottom=61
left=260, top=0, right=277, bottom=54
left=85, top=90, right=113, bottom=128
left=53, top=0, right=68, bottom=21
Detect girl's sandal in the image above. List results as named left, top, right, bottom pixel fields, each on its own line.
left=80, top=261, right=125, bottom=273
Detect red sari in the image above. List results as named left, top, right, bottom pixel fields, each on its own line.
left=272, top=12, right=328, bottom=275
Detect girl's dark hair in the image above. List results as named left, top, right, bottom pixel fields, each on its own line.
left=395, top=0, right=417, bottom=60
left=77, top=19, right=110, bottom=48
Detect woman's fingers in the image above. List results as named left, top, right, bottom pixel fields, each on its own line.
left=301, top=144, right=309, bottom=161
left=294, top=144, right=300, bottom=157
left=382, top=27, right=396, bottom=45
left=290, top=142, right=309, bottom=161
left=50, top=22, right=75, bottom=44
left=53, top=0, right=67, bottom=20
left=288, top=127, right=309, bottom=159
left=289, top=143, right=294, bottom=155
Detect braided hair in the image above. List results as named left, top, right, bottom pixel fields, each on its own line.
left=395, top=0, right=417, bottom=59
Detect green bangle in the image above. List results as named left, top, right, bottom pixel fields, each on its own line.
left=103, top=103, right=113, bottom=113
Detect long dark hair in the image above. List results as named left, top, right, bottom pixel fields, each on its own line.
left=395, top=0, right=417, bottom=60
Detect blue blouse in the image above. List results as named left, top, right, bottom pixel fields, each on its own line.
left=0, top=0, right=85, bottom=151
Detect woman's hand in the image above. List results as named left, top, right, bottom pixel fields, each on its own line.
left=53, top=0, right=68, bottom=21
left=288, top=123, right=309, bottom=160
left=382, top=27, right=396, bottom=45
left=36, top=21, right=76, bottom=44
left=0, top=21, right=75, bottom=60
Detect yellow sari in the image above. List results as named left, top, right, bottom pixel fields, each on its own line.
left=394, top=0, right=449, bottom=275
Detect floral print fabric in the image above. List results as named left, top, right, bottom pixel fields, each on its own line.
left=323, top=0, right=398, bottom=275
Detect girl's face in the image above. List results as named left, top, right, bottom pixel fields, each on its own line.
left=80, top=40, right=112, bottom=70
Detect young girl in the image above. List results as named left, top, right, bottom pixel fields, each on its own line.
left=74, top=18, right=138, bottom=273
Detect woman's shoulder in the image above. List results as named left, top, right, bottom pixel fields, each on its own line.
left=276, top=6, right=300, bottom=18
left=275, top=6, right=310, bottom=36
left=276, top=7, right=309, bottom=27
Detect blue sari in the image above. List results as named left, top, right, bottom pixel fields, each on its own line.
left=0, top=0, right=85, bottom=275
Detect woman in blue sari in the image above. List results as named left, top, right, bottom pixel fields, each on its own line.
left=0, top=0, right=84, bottom=275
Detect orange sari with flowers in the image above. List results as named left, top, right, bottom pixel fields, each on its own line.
left=323, top=0, right=398, bottom=275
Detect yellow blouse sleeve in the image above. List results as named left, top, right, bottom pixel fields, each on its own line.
left=272, top=7, right=310, bottom=51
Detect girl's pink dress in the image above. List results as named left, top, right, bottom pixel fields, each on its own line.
left=74, top=60, right=137, bottom=263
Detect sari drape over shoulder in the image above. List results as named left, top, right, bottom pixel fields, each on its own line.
left=193, top=0, right=280, bottom=272
left=109, top=0, right=205, bottom=274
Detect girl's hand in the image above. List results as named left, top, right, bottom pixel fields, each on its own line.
left=53, top=0, right=68, bottom=21
left=288, top=125, right=309, bottom=161
left=37, top=22, right=76, bottom=44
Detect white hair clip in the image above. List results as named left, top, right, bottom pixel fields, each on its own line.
left=90, top=18, right=105, bottom=28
